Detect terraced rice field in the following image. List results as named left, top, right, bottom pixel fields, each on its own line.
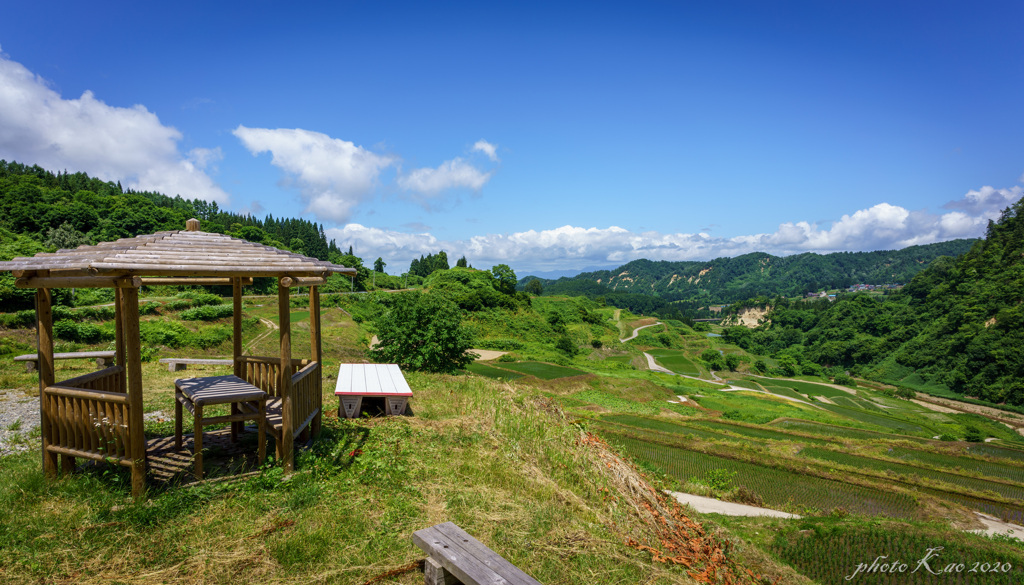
left=496, top=361, right=586, bottom=380
left=768, top=379, right=854, bottom=398
left=799, top=446, right=1024, bottom=522
left=890, top=447, right=1024, bottom=484
left=646, top=349, right=700, bottom=376
left=771, top=522, right=1024, bottom=585
left=760, top=385, right=811, bottom=402
left=967, top=443, right=1024, bottom=463
left=594, top=418, right=734, bottom=442
left=603, top=432, right=920, bottom=518
left=815, top=403, right=932, bottom=435
left=465, top=362, right=524, bottom=380
left=686, top=420, right=831, bottom=445
left=771, top=419, right=932, bottom=443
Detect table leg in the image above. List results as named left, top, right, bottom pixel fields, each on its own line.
left=174, top=392, right=183, bottom=449
left=257, top=399, right=266, bottom=465
left=193, top=403, right=204, bottom=480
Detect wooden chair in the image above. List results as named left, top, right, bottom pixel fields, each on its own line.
left=174, top=375, right=268, bottom=479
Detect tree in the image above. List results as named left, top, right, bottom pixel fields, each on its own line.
left=525, top=278, right=543, bottom=296
left=456, top=255, right=468, bottom=268
left=490, top=264, right=517, bottom=296
left=45, top=222, right=89, bottom=250
left=369, top=292, right=475, bottom=374
left=374, top=257, right=386, bottom=272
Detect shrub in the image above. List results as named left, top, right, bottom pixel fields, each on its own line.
left=555, top=335, right=578, bottom=356
left=52, top=319, right=112, bottom=344
left=832, top=373, right=857, bottom=387
left=591, top=339, right=603, bottom=349
left=180, top=304, right=234, bottom=321
left=0, top=310, right=36, bottom=329
left=164, top=299, right=194, bottom=311
left=477, top=338, right=525, bottom=351
left=894, top=387, right=916, bottom=399
left=963, top=425, right=984, bottom=442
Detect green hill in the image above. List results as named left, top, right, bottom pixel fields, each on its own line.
left=736, top=199, right=1024, bottom=405
left=527, top=241, right=975, bottom=304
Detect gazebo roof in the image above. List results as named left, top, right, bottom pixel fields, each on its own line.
left=0, top=220, right=355, bottom=280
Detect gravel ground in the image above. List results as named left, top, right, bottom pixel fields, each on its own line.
left=0, top=390, right=169, bottom=457
left=0, top=389, right=41, bottom=456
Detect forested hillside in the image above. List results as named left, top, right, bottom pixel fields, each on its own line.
left=529, top=240, right=975, bottom=304
left=0, top=160, right=378, bottom=308
left=729, top=200, right=1024, bottom=405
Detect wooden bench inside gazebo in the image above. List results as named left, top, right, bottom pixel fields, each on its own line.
left=0, top=218, right=355, bottom=496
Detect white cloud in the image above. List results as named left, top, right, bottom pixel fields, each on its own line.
left=327, top=184, right=1023, bottom=274
left=0, top=49, right=229, bottom=204
left=233, top=126, right=397, bottom=223
left=187, top=146, right=223, bottom=170
left=472, top=139, right=499, bottom=162
left=397, top=157, right=492, bottom=196
left=943, top=185, right=1023, bottom=216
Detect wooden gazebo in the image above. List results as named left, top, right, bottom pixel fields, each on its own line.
left=0, top=219, right=355, bottom=496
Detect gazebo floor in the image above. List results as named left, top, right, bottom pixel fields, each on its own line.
left=145, top=427, right=266, bottom=485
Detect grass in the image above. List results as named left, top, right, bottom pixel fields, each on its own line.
left=0, top=372, right=716, bottom=585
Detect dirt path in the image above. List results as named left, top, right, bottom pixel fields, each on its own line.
left=470, top=349, right=508, bottom=360
left=244, top=317, right=278, bottom=354
left=914, top=394, right=1024, bottom=429
left=620, top=322, right=662, bottom=342
left=968, top=513, right=1024, bottom=541
left=666, top=491, right=801, bottom=519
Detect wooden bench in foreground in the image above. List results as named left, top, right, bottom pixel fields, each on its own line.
left=159, top=358, right=233, bottom=372
left=15, top=351, right=115, bottom=373
left=335, top=363, right=412, bottom=418
left=413, top=522, right=542, bottom=585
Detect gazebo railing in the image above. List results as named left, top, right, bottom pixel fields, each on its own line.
left=290, top=361, right=321, bottom=435
left=43, top=366, right=134, bottom=466
left=237, top=355, right=310, bottom=397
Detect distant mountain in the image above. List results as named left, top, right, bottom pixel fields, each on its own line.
left=520, top=265, right=617, bottom=280
left=525, top=240, right=977, bottom=304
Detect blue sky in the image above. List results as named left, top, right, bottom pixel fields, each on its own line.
left=1, top=1, right=1022, bottom=276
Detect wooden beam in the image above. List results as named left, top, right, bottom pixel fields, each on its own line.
left=16, top=276, right=142, bottom=289
left=140, top=277, right=253, bottom=286
left=35, top=288, right=58, bottom=478
left=120, top=287, right=147, bottom=498
left=278, top=279, right=293, bottom=472
left=91, top=266, right=330, bottom=277
left=280, top=276, right=328, bottom=288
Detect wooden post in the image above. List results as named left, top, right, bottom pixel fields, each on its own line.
left=232, top=277, right=244, bottom=438
left=309, top=285, right=322, bottom=438
left=233, top=277, right=243, bottom=378
left=35, top=288, right=58, bottom=478
left=114, top=288, right=126, bottom=393
left=121, top=286, right=147, bottom=497
left=278, top=279, right=293, bottom=472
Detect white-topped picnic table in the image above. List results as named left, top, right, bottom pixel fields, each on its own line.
left=334, top=363, right=412, bottom=418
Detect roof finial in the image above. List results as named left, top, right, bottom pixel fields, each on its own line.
left=186, top=218, right=201, bottom=232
